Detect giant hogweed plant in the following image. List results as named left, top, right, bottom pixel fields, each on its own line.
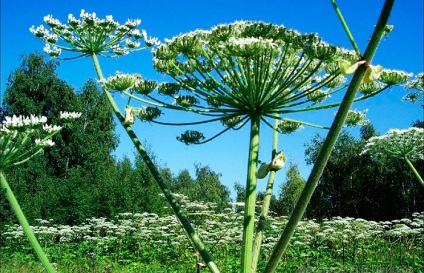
left=29, top=0, right=414, bottom=272
left=30, top=9, right=220, bottom=272
left=362, top=127, right=424, bottom=186
left=0, top=112, right=81, bottom=273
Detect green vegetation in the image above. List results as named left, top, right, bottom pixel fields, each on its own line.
left=0, top=54, right=232, bottom=227
left=1, top=53, right=423, bottom=273
left=2, top=1, right=423, bottom=272
left=1, top=197, right=423, bottom=272
left=304, top=124, right=424, bottom=221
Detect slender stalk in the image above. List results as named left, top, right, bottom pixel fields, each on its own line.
left=263, top=1, right=395, bottom=272
left=330, top=0, right=361, bottom=57
left=1, top=171, right=56, bottom=273
left=404, top=156, right=424, bottom=187
left=251, top=117, right=279, bottom=272
left=241, top=115, right=261, bottom=273
left=90, top=53, right=220, bottom=273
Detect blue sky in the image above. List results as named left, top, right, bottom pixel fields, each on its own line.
left=1, top=0, right=423, bottom=198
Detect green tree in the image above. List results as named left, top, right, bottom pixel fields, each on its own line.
left=275, top=164, right=305, bottom=216
left=193, top=164, right=231, bottom=211
left=304, top=125, right=424, bottom=220
left=133, top=151, right=171, bottom=215
left=1, top=53, right=118, bottom=224
left=172, top=164, right=231, bottom=212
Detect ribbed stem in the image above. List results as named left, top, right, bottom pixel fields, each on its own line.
left=1, top=171, right=56, bottom=273
left=263, top=1, right=395, bottom=272
left=90, top=53, right=220, bottom=273
left=241, top=115, right=261, bottom=273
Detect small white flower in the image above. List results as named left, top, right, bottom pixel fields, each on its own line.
left=29, top=25, right=49, bottom=38
left=124, top=18, right=141, bottom=29
left=43, top=124, right=62, bottom=133
left=35, top=139, right=55, bottom=147
left=60, top=111, right=82, bottom=120
left=125, top=38, right=141, bottom=48
left=43, top=44, right=61, bottom=57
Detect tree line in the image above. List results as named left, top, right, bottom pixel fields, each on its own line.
left=1, top=53, right=423, bottom=226
left=0, top=53, right=232, bottom=225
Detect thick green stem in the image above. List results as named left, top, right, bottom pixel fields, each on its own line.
left=251, top=118, right=279, bottom=272
left=404, top=156, right=424, bottom=186
left=90, top=53, right=220, bottom=273
left=241, top=115, right=261, bottom=273
left=1, top=171, right=56, bottom=273
left=263, top=1, right=395, bottom=272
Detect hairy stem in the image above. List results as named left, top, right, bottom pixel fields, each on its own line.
left=1, top=171, right=56, bottom=273
left=404, top=156, right=424, bottom=187
left=241, top=115, right=261, bottom=273
left=263, top=1, right=395, bottom=272
left=90, top=53, right=220, bottom=273
left=251, top=117, right=279, bottom=272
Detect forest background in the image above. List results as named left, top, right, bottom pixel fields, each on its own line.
left=1, top=0, right=423, bottom=226
left=1, top=53, right=423, bottom=225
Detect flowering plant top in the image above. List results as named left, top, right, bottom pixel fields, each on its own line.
left=0, top=112, right=81, bottom=168
left=362, top=127, right=424, bottom=162
left=404, top=72, right=423, bottom=107
left=30, top=10, right=159, bottom=58
left=146, top=21, right=410, bottom=143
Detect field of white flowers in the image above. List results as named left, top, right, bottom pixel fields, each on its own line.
left=1, top=195, right=423, bottom=272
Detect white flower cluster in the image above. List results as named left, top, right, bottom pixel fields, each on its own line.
left=344, top=109, right=370, bottom=127
left=35, top=138, right=55, bottom=147
left=226, top=36, right=278, bottom=56
left=362, top=127, right=424, bottom=162
left=1, top=113, right=79, bottom=167
left=42, top=124, right=62, bottom=133
left=60, top=111, right=82, bottom=120
left=406, top=72, right=424, bottom=91
left=31, top=10, right=159, bottom=58
left=99, top=72, right=139, bottom=91
left=43, top=44, right=61, bottom=57
left=3, top=197, right=423, bottom=263
left=379, top=69, right=412, bottom=85
left=1, top=114, right=47, bottom=129
left=403, top=73, right=423, bottom=106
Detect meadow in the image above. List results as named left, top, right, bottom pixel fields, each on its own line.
left=1, top=195, right=423, bottom=273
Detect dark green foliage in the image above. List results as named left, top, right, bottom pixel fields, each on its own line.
left=1, top=53, right=232, bottom=225
left=274, top=164, right=306, bottom=216
left=304, top=124, right=424, bottom=221
left=172, top=163, right=232, bottom=212
left=1, top=53, right=118, bottom=224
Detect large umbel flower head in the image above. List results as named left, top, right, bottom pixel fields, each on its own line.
left=404, top=72, right=424, bottom=108
left=362, top=127, right=424, bottom=186
left=142, top=21, right=409, bottom=143
left=362, top=127, right=424, bottom=162
left=30, top=10, right=159, bottom=58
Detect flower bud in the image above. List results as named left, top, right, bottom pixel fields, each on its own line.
left=338, top=59, right=366, bottom=75
left=257, top=163, right=270, bottom=179
left=363, top=65, right=383, bottom=83
left=123, top=107, right=136, bottom=125
left=269, top=151, right=286, bottom=171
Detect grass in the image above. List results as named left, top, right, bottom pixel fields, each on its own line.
left=1, top=196, right=423, bottom=272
